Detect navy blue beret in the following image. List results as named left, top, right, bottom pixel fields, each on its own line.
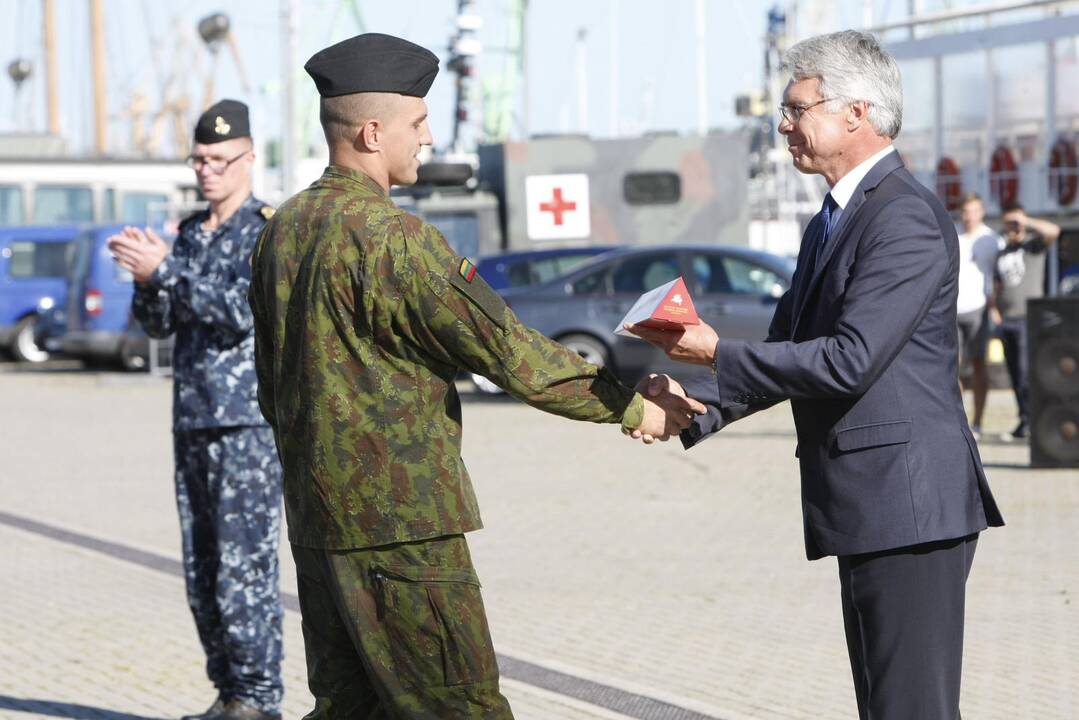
left=194, top=99, right=250, bottom=143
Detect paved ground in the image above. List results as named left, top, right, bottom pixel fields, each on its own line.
left=0, top=364, right=1076, bottom=719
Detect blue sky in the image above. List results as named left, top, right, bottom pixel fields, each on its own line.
left=0, top=0, right=786, bottom=156
left=0, top=0, right=964, bottom=157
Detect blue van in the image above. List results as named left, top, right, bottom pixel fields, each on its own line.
left=0, top=225, right=81, bottom=362
left=54, top=224, right=171, bottom=370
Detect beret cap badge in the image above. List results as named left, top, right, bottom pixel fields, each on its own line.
left=194, top=99, right=249, bottom=144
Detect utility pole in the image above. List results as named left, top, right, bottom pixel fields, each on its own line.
left=576, top=28, right=588, bottom=134
left=609, top=0, right=619, bottom=137
left=695, top=0, right=708, bottom=135
left=43, top=0, right=59, bottom=135
left=449, top=0, right=482, bottom=154
left=280, top=0, right=298, bottom=196
left=89, top=0, right=108, bottom=154
left=520, top=0, right=529, bottom=139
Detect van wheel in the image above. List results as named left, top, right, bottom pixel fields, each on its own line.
left=558, top=333, right=610, bottom=368
left=119, top=338, right=148, bottom=371
left=12, top=315, right=49, bottom=363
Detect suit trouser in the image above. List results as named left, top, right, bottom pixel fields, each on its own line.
left=837, top=534, right=978, bottom=720
left=291, top=534, right=514, bottom=720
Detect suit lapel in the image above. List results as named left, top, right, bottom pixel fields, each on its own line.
left=791, top=153, right=905, bottom=337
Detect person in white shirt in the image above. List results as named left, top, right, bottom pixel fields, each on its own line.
left=955, top=192, right=1003, bottom=436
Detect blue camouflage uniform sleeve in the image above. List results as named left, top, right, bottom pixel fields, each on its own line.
left=145, top=215, right=262, bottom=338
left=132, top=226, right=192, bottom=339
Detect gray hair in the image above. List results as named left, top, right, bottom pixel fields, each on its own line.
left=782, top=30, right=903, bottom=139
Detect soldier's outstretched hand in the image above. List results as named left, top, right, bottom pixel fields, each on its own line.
left=626, top=374, right=706, bottom=444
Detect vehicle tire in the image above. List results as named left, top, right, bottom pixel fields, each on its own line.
left=558, top=333, right=610, bottom=368
left=470, top=373, right=504, bottom=395
left=119, top=337, right=148, bottom=372
left=12, top=315, right=50, bottom=363
left=417, top=162, right=473, bottom=186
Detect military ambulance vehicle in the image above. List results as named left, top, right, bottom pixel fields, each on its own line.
left=399, top=131, right=750, bottom=259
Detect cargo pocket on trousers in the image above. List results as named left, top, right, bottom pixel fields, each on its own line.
left=372, top=564, right=497, bottom=689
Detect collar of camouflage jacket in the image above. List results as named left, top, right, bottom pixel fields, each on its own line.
left=321, top=165, right=388, bottom=197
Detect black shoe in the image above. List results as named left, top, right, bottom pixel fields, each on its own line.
left=1011, top=421, right=1029, bottom=440
left=180, top=697, right=226, bottom=720
left=216, top=700, right=281, bottom=720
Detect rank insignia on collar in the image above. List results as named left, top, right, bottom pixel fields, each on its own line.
left=458, top=258, right=477, bottom=283
left=260, top=205, right=275, bottom=219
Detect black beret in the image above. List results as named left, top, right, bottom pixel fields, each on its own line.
left=194, top=99, right=251, bottom=144
left=304, top=33, right=439, bottom=98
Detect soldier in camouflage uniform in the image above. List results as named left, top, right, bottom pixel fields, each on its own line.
left=108, top=100, right=283, bottom=720
left=248, top=34, right=703, bottom=719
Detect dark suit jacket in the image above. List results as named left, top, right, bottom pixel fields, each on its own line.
left=682, top=152, right=1004, bottom=560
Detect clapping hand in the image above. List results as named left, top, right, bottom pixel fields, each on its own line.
left=626, top=373, right=706, bottom=444
left=107, top=226, right=170, bottom=284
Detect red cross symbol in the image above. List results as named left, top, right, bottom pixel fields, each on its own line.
left=539, top=187, right=577, bottom=226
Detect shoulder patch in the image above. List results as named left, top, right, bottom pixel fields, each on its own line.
left=448, top=258, right=506, bottom=330
left=260, top=205, right=275, bottom=219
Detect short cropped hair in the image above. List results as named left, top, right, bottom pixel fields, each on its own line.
left=1001, top=200, right=1026, bottom=214
left=782, top=30, right=903, bottom=139
left=959, top=192, right=983, bottom=206
left=319, top=92, right=399, bottom=145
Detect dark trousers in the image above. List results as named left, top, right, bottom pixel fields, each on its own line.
left=999, top=317, right=1029, bottom=424
left=838, top=534, right=978, bottom=720
left=175, top=427, right=284, bottom=713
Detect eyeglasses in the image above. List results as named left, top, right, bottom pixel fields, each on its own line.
left=778, top=98, right=834, bottom=124
left=185, top=150, right=250, bottom=174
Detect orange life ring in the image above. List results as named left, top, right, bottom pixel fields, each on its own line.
left=1049, top=137, right=1078, bottom=206
left=989, top=145, right=1019, bottom=208
left=935, top=156, right=962, bottom=210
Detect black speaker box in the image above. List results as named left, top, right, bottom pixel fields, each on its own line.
left=1027, top=298, right=1079, bottom=468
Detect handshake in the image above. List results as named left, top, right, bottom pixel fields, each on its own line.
left=621, top=317, right=721, bottom=444
left=627, top=374, right=705, bottom=445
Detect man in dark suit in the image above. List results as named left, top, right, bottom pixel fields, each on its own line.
left=626, top=30, right=1004, bottom=720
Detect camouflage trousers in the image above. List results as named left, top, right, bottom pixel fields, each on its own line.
left=291, top=534, right=514, bottom=719
left=174, top=426, right=284, bottom=714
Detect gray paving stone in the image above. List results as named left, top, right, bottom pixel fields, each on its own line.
left=0, top=371, right=1075, bottom=719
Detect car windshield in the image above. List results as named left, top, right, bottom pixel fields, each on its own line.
left=506, top=254, right=601, bottom=287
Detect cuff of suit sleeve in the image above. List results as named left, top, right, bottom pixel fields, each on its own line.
left=680, top=424, right=702, bottom=449
left=619, top=393, right=645, bottom=433
left=714, top=338, right=750, bottom=407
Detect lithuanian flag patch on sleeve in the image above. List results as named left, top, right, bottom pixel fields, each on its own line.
left=458, top=258, right=477, bottom=283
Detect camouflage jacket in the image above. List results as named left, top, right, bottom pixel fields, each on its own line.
left=133, top=195, right=273, bottom=432
left=249, top=166, right=643, bottom=550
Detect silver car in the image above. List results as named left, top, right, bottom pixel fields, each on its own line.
left=476, top=244, right=795, bottom=390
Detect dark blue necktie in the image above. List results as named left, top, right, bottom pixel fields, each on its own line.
left=811, top=193, right=839, bottom=272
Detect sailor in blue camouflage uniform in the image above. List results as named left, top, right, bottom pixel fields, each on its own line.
left=107, top=99, right=284, bottom=720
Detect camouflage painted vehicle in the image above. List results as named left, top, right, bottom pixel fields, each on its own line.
left=396, top=131, right=751, bottom=258
left=477, top=131, right=749, bottom=250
